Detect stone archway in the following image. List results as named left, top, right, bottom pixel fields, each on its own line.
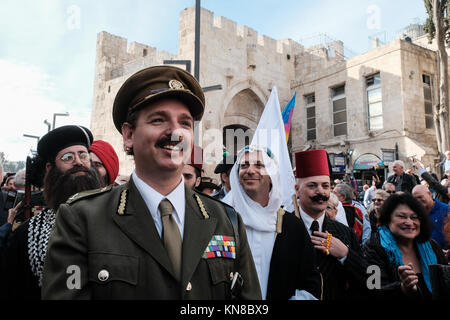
left=222, top=88, right=265, bottom=155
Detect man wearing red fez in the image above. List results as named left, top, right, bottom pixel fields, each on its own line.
left=294, top=149, right=370, bottom=300
left=182, top=144, right=202, bottom=189
left=89, top=140, right=120, bottom=187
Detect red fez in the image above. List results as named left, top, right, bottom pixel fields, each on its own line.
left=295, top=149, right=330, bottom=178
left=89, top=140, right=119, bottom=185
left=189, top=145, right=203, bottom=170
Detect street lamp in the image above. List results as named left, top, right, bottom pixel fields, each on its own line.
left=44, top=119, right=51, bottom=132
left=23, top=134, right=40, bottom=152
left=52, top=112, right=69, bottom=129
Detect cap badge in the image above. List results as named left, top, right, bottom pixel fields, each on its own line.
left=168, top=79, right=184, bottom=90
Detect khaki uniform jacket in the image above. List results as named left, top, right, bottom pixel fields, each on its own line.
left=41, top=178, right=261, bottom=300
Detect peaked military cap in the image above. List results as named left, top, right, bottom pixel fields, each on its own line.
left=112, top=65, right=205, bottom=132
left=37, top=125, right=93, bottom=162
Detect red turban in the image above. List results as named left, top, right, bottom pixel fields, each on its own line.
left=189, top=145, right=203, bottom=170
left=89, top=140, right=119, bottom=185
left=294, top=149, right=331, bottom=178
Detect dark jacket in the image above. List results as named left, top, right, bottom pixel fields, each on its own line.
left=301, top=215, right=370, bottom=300
left=363, top=231, right=447, bottom=300
left=0, top=218, right=41, bottom=300
left=387, top=172, right=417, bottom=194
left=420, top=171, right=449, bottom=204
left=266, top=212, right=321, bottom=300
left=41, top=178, right=261, bottom=300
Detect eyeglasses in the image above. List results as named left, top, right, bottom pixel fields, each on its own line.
left=393, top=213, right=419, bottom=222
left=60, top=151, right=90, bottom=164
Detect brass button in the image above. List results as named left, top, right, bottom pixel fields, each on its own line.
left=186, top=282, right=192, bottom=291
left=98, top=269, right=109, bottom=282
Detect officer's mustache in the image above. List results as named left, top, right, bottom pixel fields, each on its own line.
left=64, top=165, right=91, bottom=176
left=310, top=194, right=330, bottom=202
left=156, top=135, right=187, bottom=151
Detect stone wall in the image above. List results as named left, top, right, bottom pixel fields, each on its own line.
left=291, top=39, right=441, bottom=174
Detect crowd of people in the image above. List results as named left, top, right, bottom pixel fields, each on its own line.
left=0, top=65, right=449, bottom=301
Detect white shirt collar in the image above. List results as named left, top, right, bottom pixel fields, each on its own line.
left=298, top=202, right=325, bottom=236
left=132, top=170, right=186, bottom=230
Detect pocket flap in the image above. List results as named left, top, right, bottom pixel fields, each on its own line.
left=88, top=252, right=139, bottom=285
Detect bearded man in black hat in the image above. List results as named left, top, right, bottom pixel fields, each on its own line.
left=0, top=125, right=101, bottom=300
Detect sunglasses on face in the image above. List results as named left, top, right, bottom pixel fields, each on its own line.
left=373, top=198, right=384, bottom=202
left=386, top=190, right=395, bottom=194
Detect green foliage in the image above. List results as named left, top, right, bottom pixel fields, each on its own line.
left=423, top=0, right=450, bottom=44
left=3, top=161, right=25, bottom=173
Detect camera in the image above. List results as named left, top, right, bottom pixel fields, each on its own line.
left=26, top=155, right=46, bottom=188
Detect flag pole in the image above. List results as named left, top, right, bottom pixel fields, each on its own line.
left=292, top=194, right=300, bottom=219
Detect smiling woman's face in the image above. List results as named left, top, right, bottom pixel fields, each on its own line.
left=388, top=204, right=421, bottom=241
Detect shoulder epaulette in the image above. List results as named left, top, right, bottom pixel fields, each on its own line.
left=194, top=190, right=234, bottom=209
left=66, top=185, right=113, bottom=205
left=276, top=207, right=286, bottom=234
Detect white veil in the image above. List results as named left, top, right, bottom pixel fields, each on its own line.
left=222, top=145, right=281, bottom=232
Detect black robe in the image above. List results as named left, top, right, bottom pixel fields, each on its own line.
left=266, top=212, right=321, bottom=300
left=303, top=215, right=370, bottom=300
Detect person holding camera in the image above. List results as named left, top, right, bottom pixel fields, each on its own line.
left=0, top=125, right=101, bottom=300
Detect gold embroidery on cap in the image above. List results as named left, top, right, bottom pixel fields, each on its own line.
left=169, top=79, right=184, bottom=90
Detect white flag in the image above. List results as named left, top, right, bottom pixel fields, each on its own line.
left=251, top=86, right=296, bottom=212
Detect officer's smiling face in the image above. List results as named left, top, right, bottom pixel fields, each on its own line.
left=122, top=99, right=194, bottom=174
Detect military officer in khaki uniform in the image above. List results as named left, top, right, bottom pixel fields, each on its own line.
left=42, top=65, right=261, bottom=300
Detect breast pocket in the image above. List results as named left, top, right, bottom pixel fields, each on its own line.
left=205, top=258, right=234, bottom=299
left=88, top=252, right=139, bottom=299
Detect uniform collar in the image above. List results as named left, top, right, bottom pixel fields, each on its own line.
left=132, top=171, right=185, bottom=226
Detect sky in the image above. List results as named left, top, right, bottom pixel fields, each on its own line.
left=0, top=0, right=428, bottom=161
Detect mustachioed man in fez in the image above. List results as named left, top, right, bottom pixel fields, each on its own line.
left=294, top=149, right=370, bottom=300
left=42, top=65, right=261, bottom=300
left=1, top=125, right=101, bottom=300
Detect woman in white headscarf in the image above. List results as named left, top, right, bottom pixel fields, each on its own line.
left=223, top=145, right=320, bottom=300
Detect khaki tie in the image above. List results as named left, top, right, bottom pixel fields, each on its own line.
left=159, top=199, right=182, bottom=281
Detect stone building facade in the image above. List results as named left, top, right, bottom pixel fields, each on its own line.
left=90, top=6, right=444, bottom=185
left=291, top=38, right=441, bottom=183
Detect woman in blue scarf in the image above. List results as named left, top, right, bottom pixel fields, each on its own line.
left=363, top=192, right=447, bottom=299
